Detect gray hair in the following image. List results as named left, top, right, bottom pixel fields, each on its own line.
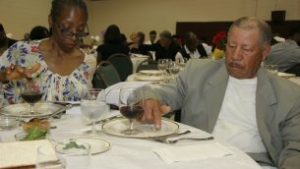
left=228, top=17, right=273, bottom=45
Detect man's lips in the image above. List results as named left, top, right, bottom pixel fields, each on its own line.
left=228, top=62, right=244, bottom=69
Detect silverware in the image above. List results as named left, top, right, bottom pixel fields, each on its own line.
left=87, top=115, right=122, bottom=126
left=166, top=136, right=214, bottom=144
left=153, top=130, right=191, bottom=143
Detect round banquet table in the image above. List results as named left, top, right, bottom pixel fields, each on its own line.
left=0, top=106, right=264, bottom=169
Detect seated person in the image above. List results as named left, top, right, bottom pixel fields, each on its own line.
left=264, top=28, right=300, bottom=73
left=145, top=30, right=157, bottom=45
left=140, top=30, right=181, bottom=61
left=175, top=32, right=207, bottom=61
left=29, top=26, right=50, bottom=40
left=0, top=0, right=96, bottom=104
left=139, top=17, right=300, bottom=169
left=0, top=23, right=17, bottom=55
left=96, top=24, right=129, bottom=63
left=129, top=31, right=148, bottom=55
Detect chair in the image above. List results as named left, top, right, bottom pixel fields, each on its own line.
left=136, top=59, right=158, bottom=72
left=107, top=53, right=133, bottom=81
left=92, top=61, right=121, bottom=89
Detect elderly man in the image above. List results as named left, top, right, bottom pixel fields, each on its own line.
left=140, top=17, right=300, bottom=169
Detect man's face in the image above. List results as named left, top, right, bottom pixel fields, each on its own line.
left=225, top=27, right=270, bottom=79
left=159, top=36, right=171, bottom=48
left=150, top=33, right=156, bottom=42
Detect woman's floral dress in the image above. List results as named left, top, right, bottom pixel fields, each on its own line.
left=0, top=40, right=96, bottom=104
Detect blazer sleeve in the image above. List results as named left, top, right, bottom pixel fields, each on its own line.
left=278, top=98, right=300, bottom=169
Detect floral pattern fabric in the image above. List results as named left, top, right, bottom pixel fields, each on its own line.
left=0, top=40, right=96, bottom=104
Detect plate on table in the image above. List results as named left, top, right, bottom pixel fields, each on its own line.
left=0, top=102, right=65, bottom=118
left=134, top=74, right=165, bottom=82
left=277, top=72, right=296, bottom=79
left=56, top=138, right=110, bottom=155
left=138, top=70, right=164, bottom=76
left=102, top=117, right=179, bottom=138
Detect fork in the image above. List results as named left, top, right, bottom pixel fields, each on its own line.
left=153, top=130, right=191, bottom=143
left=166, top=136, right=214, bottom=144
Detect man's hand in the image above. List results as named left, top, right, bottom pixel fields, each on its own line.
left=139, top=99, right=171, bottom=129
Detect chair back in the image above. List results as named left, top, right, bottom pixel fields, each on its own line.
left=92, top=61, right=121, bottom=88
left=107, top=53, right=133, bottom=81
left=136, top=59, right=158, bottom=72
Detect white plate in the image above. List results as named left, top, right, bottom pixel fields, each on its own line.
left=102, top=117, right=179, bottom=138
left=138, top=70, right=164, bottom=76
left=0, top=102, right=65, bottom=118
left=56, top=138, right=110, bottom=155
left=277, top=72, right=296, bottom=78
left=134, top=74, right=165, bottom=81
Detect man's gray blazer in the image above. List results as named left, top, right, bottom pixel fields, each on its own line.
left=154, top=59, right=300, bottom=168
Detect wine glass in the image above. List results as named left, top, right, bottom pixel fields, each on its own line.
left=119, top=87, right=144, bottom=135
left=81, top=88, right=108, bottom=135
left=168, top=61, right=180, bottom=79
left=20, top=78, right=43, bottom=114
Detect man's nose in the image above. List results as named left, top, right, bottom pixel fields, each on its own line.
left=232, top=47, right=242, bottom=60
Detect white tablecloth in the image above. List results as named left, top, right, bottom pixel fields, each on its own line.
left=0, top=106, right=264, bottom=169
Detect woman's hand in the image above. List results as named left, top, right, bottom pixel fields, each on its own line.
left=5, top=63, right=41, bottom=81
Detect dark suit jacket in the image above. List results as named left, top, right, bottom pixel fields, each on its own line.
left=140, top=42, right=181, bottom=61
left=97, top=43, right=129, bottom=63
left=179, top=44, right=208, bottom=59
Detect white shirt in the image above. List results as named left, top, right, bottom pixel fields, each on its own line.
left=212, top=76, right=266, bottom=153
left=175, top=45, right=200, bottom=62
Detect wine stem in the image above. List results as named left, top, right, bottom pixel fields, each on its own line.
left=129, top=119, right=134, bottom=131
left=92, top=120, right=96, bottom=135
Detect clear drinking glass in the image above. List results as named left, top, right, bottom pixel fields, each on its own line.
left=168, top=61, right=180, bottom=79
left=55, top=141, right=90, bottom=169
left=20, top=78, right=43, bottom=114
left=81, top=88, right=108, bottom=135
left=36, top=144, right=65, bottom=169
left=119, top=87, right=144, bottom=135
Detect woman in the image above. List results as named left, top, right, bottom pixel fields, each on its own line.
left=0, top=0, right=96, bottom=104
left=96, top=24, right=129, bottom=63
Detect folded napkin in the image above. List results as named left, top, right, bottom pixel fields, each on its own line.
left=153, top=142, right=233, bottom=164
left=0, top=140, right=57, bottom=169
left=98, top=81, right=150, bottom=106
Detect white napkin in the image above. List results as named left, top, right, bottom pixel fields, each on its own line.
left=0, top=140, right=57, bottom=168
left=98, top=81, right=150, bottom=106
left=153, top=142, right=233, bottom=164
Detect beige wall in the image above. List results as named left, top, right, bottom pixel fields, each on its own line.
left=0, top=0, right=299, bottom=40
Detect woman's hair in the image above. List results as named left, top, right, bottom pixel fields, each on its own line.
left=50, top=0, right=88, bottom=23
left=104, top=24, right=122, bottom=44
left=29, top=26, right=49, bottom=40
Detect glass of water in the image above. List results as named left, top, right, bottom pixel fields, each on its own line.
left=36, top=144, right=65, bottom=169
left=81, top=89, right=108, bottom=135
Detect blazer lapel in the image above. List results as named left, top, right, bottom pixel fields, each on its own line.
left=202, top=63, right=229, bottom=132
left=256, top=68, right=278, bottom=163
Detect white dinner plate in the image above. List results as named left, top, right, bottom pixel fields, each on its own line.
left=0, top=102, right=65, bottom=118
left=138, top=70, right=164, bottom=76
left=56, top=138, right=110, bottom=155
left=102, top=117, right=179, bottom=138
left=134, top=74, right=165, bottom=82
left=277, top=72, right=296, bottom=78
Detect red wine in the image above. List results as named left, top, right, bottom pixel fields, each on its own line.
left=21, top=92, right=43, bottom=103
left=120, top=105, right=144, bottom=119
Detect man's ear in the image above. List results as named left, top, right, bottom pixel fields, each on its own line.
left=262, top=44, right=271, bottom=61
